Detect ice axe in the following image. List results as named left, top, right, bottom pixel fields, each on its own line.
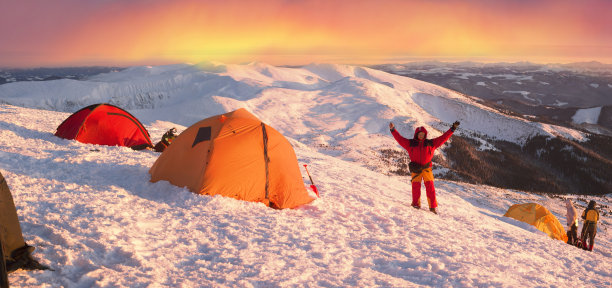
left=303, top=164, right=319, bottom=197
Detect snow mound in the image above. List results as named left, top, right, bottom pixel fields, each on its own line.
left=0, top=62, right=589, bottom=169
left=0, top=104, right=609, bottom=287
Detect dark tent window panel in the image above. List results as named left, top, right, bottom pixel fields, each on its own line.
left=192, top=126, right=212, bottom=147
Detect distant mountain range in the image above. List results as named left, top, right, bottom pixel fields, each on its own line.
left=1, top=62, right=610, bottom=195
left=371, top=61, right=612, bottom=136
left=0, top=66, right=124, bottom=84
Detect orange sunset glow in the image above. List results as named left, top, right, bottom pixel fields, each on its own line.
left=1, top=0, right=611, bottom=67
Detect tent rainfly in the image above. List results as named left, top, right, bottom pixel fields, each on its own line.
left=55, top=103, right=152, bottom=150
left=504, top=203, right=568, bottom=242
left=149, top=108, right=314, bottom=209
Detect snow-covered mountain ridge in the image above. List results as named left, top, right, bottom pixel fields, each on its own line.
left=1, top=62, right=609, bottom=196
left=0, top=103, right=609, bottom=287
left=372, top=61, right=612, bottom=136
left=0, top=62, right=586, bottom=146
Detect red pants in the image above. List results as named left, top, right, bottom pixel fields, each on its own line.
left=411, top=168, right=437, bottom=208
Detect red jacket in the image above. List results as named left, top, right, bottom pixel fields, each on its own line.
left=391, top=126, right=454, bottom=167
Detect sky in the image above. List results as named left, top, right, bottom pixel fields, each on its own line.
left=1, top=0, right=611, bottom=68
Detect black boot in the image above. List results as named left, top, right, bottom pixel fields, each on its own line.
left=429, top=208, right=437, bottom=214
left=6, top=244, right=51, bottom=273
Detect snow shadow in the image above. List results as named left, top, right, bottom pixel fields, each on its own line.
left=0, top=120, right=57, bottom=144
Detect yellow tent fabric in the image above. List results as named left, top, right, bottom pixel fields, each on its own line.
left=1, top=171, right=26, bottom=259
left=504, top=203, right=568, bottom=242
left=149, top=108, right=314, bottom=209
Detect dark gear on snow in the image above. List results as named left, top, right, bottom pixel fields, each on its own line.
left=5, top=244, right=50, bottom=273
left=567, top=222, right=578, bottom=245
left=154, top=128, right=177, bottom=152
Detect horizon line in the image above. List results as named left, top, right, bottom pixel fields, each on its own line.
left=2, top=56, right=612, bottom=69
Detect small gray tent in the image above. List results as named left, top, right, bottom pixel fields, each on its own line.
left=0, top=170, right=48, bottom=282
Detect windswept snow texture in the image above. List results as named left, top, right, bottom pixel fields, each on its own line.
left=0, top=63, right=609, bottom=287
left=0, top=104, right=610, bottom=287
left=0, top=63, right=587, bottom=170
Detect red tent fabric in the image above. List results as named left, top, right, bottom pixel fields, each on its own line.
left=55, top=103, right=152, bottom=150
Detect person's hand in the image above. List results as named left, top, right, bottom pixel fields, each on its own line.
left=389, top=122, right=395, bottom=130
left=452, top=121, right=460, bottom=130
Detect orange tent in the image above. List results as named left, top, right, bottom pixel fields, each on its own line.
left=504, top=203, right=568, bottom=242
left=149, top=109, right=314, bottom=209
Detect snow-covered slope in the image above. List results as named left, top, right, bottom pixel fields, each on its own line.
left=0, top=104, right=609, bottom=287
left=0, top=62, right=587, bottom=171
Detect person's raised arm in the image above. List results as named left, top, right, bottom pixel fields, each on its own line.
left=433, top=121, right=459, bottom=148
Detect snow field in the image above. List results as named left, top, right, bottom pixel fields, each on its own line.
left=0, top=104, right=609, bottom=287
left=0, top=62, right=609, bottom=287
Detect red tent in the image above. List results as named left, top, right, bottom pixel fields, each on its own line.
left=55, top=103, right=153, bottom=150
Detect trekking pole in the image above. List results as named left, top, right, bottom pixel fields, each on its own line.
left=303, top=164, right=319, bottom=197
